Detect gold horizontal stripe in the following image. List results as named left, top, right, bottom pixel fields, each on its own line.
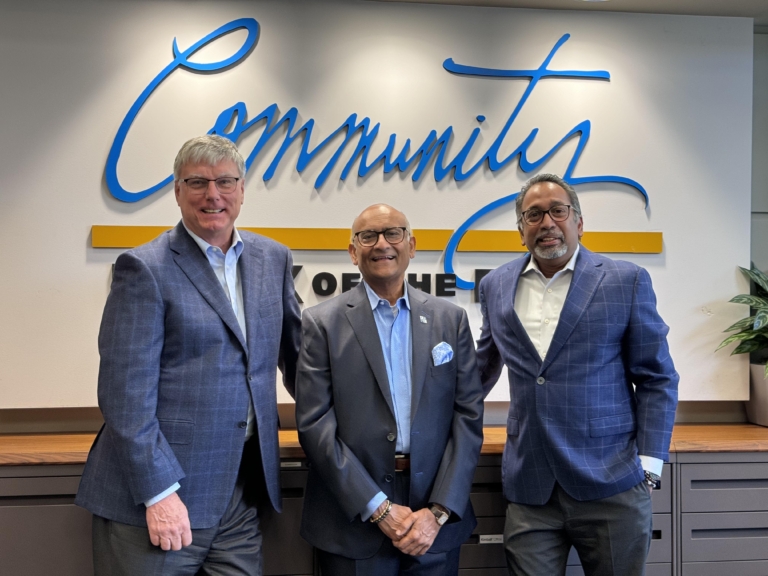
left=91, top=226, right=662, bottom=254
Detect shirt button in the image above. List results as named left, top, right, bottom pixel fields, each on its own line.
left=544, top=319, right=550, bottom=324
left=547, top=289, right=553, bottom=293
left=536, top=377, right=545, bottom=385
left=385, top=474, right=393, bottom=483
left=387, top=433, right=396, bottom=442
left=238, top=421, right=247, bottom=429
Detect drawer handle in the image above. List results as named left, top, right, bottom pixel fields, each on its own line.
left=691, top=479, right=768, bottom=489
left=692, top=528, right=768, bottom=539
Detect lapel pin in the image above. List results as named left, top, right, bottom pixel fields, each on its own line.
left=420, top=316, right=428, bottom=324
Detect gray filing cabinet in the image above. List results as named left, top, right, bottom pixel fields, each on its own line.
left=679, top=453, right=768, bottom=576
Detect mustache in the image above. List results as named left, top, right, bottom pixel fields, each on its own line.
left=535, top=229, right=564, bottom=242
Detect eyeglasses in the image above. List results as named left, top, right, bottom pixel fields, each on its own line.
left=353, top=227, right=408, bottom=247
left=520, top=204, right=573, bottom=225
left=180, top=177, right=241, bottom=194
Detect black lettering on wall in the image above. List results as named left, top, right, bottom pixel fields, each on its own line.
left=291, top=265, right=304, bottom=303
left=312, top=272, right=338, bottom=296
left=436, top=274, right=456, bottom=297
left=342, top=273, right=361, bottom=292
left=407, top=273, right=431, bottom=294
left=473, top=269, right=493, bottom=303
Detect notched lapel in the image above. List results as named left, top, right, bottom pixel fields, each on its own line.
left=345, top=287, right=395, bottom=416
left=541, top=249, right=605, bottom=372
left=501, top=258, right=541, bottom=364
left=169, top=224, right=247, bottom=353
left=239, top=242, right=265, bottom=356
left=408, top=287, right=430, bottom=421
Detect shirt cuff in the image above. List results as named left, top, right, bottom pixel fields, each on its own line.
left=144, top=482, right=181, bottom=508
left=639, top=455, right=664, bottom=477
left=362, top=492, right=388, bottom=521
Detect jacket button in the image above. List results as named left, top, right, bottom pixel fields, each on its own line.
left=248, top=375, right=254, bottom=382
left=238, top=421, right=247, bottom=429
left=536, top=377, right=545, bottom=385
left=387, top=433, right=396, bottom=442
left=385, top=474, right=393, bottom=482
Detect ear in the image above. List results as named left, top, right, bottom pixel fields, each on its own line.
left=348, top=243, right=358, bottom=266
left=408, top=234, right=416, bottom=259
left=577, top=216, right=584, bottom=239
left=174, top=180, right=181, bottom=205
left=518, top=225, right=526, bottom=246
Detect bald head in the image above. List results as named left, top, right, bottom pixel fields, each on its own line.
left=351, top=204, right=411, bottom=241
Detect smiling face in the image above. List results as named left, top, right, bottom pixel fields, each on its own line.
left=174, top=160, right=244, bottom=251
left=348, top=205, right=415, bottom=299
left=519, top=181, right=583, bottom=276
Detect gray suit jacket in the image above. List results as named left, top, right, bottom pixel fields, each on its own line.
left=76, top=222, right=301, bottom=529
left=295, top=283, right=484, bottom=558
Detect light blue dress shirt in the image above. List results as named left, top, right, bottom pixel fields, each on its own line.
left=145, top=223, right=247, bottom=507
left=361, top=281, right=413, bottom=520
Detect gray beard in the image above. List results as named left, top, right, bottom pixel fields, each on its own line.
left=533, top=242, right=569, bottom=260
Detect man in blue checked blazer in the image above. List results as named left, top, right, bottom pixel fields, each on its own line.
left=76, top=135, right=301, bottom=576
left=476, top=174, right=678, bottom=576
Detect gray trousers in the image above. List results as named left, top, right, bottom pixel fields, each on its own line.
left=504, top=481, right=653, bottom=576
left=93, top=440, right=264, bottom=576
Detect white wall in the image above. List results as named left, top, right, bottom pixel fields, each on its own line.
left=0, top=0, right=753, bottom=406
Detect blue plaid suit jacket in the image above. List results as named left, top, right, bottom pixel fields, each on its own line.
left=76, top=222, right=301, bottom=528
left=476, top=247, right=678, bottom=504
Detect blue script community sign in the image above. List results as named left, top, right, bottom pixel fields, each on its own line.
left=105, top=18, right=648, bottom=289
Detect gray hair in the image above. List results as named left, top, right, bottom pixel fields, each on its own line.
left=516, top=173, right=581, bottom=227
left=350, top=204, right=412, bottom=243
left=173, top=135, right=245, bottom=179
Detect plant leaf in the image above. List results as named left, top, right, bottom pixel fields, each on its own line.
left=723, top=316, right=756, bottom=332
left=730, top=294, right=768, bottom=308
left=741, top=266, right=768, bottom=294
left=716, top=331, right=759, bottom=351
left=764, top=363, right=768, bottom=380
left=733, top=340, right=766, bottom=355
left=756, top=309, right=768, bottom=331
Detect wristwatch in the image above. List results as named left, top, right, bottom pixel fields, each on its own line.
left=644, top=470, right=661, bottom=488
left=429, top=504, right=450, bottom=526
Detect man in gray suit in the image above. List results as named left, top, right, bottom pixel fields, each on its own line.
left=295, top=204, right=484, bottom=575
left=76, top=135, right=301, bottom=575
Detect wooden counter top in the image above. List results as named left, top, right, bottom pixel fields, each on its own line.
left=4, top=424, right=768, bottom=466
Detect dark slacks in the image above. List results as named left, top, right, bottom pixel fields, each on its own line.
left=504, top=481, right=653, bottom=576
left=318, top=471, right=462, bottom=576
left=93, top=440, right=264, bottom=576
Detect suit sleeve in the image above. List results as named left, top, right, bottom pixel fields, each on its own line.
left=476, top=276, right=505, bottom=398
left=295, top=308, right=384, bottom=521
left=278, top=247, right=301, bottom=399
left=625, top=267, right=679, bottom=462
left=97, top=252, right=185, bottom=506
left=428, top=309, right=485, bottom=519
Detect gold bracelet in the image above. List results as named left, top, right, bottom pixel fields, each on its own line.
left=370, top=499, right=392, bottom=524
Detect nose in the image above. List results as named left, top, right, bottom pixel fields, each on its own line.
left=373, top=231, right=390, bottom=249
left=203, top=180, right=221, bottom=199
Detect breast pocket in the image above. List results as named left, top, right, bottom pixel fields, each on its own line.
left=429, top=361, right=457, bottom=380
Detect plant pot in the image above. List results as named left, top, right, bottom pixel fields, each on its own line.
left=746, top=363, right=768, bottom=426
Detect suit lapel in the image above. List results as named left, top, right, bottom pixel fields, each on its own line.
left=345, top=284, right=395, bottom=416
left=408, top=285, right=431, bottom=421
left=501, top=256, right=542, bottom=364
left=169, top=223, right=247, bottom=352
left=239, top=238, right=264, bottom=359
left=541, top=247, right=605, bottom=372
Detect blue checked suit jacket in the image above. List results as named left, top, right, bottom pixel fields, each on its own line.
left=476, top=247, right=678, bottom=505
left=76, top=222, right=301, bottom=529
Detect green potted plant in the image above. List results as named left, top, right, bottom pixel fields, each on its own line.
left=717, top=265, right=768, bottom=426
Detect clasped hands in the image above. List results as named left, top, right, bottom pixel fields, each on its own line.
left=374, top=501, right=440, bottom=557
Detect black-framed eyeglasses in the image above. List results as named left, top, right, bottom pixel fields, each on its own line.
left=520, top=204, right=573, bottom=225
left=180, top=177, right=241, bottom=194
left=353, top=227, right=408, bottom=247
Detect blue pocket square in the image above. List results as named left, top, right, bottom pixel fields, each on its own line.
left=432, top=342, right=454, bottom=366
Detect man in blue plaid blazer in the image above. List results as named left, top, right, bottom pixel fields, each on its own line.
left=476, top=173, right=678, bottom=576
left=76, top=135, right=301, bottom=575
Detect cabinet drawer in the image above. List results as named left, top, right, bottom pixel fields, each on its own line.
left=652, top=464, right=672, bottom=514
left=0, top=476, right=81, bottom=497
left=682, top=511, right=768, bottom=562
left=459, top=569, right=507, bottom=576
left=459, top=538, right=506, bottom=569
left=681, top=463, right=768, bottom=512
left=683, top=560, right=768, bottom=576
left=566, top=564, right=670, bottom=576
left=470, top=491, right=506, bottom=518
left=566, top=514, right=671, bottom=565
